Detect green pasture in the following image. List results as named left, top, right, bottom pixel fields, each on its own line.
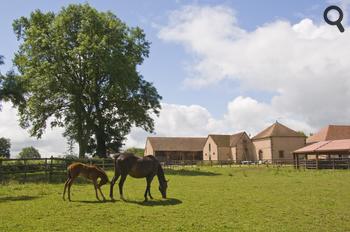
left=1, top=166, right=350, bottom=232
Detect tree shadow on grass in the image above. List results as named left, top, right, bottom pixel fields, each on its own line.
left=165, top=169, right=221, bottom=176
left=122, top=198, right=182, bottom=207
left=0, top=195, right=40, bottom=203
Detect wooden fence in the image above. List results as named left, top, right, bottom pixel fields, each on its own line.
left=296, top=158, right=350, bottom=169
left=0, top=157, right=115, bottom=183
left=0, top=157, right=297, bottom=183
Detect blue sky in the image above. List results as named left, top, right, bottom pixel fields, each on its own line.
left=0, top=0, right=331, bottom=117
left=1, top=0, right=350, bottom=156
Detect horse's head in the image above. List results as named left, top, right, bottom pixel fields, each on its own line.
left=158, top=179, right=168, bottom=199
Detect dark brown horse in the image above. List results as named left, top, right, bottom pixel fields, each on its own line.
left=109, top=153, right=168, bottom=202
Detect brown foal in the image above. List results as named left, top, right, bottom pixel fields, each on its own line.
left=63, top=162, right=109, bottom=201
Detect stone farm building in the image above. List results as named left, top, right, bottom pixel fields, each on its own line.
left=293, top=125, right=350, bottom=169
left=306, top=125, right=350, bottom=144
left=202, top=132, right=255, bottom=162
left=252, top=121, right=306, bottom=161
left=144, top=121, right=306, bottom=162
left=144, top=137, right=206, bottom=161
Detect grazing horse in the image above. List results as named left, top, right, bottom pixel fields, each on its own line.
left=109, top=153, right=168, bottom=202
left=63, top=162, right=109, bottom=201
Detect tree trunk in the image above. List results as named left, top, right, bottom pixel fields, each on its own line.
left=95, top=126, right=107, bottom=158
left=78, top=140, right=86, bottom=158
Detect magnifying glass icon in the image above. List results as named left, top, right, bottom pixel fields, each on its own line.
left=324, top=5, right=345, bottom=33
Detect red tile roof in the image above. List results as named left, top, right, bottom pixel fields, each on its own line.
left=147, top=137, right=206, bottom=152
left=209, top=132, right=249, bottom=147
left=252, top=121, right=305, bottom=140
left=307, top=125, right=350, bottom=144
left=294, top=139, right=350, bottom=154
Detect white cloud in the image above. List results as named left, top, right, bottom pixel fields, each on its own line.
left=1, top=98, right=313, bottom=154
left=124, top=98, right=314, bottom=149
left=0, top=102, right=71, bottom=158
left=4, top=4, right=348, bottom=154
left=158, top=5, right=350, bottom=130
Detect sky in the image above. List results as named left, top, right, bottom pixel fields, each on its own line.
left=1, top=0, right=350, bottom=157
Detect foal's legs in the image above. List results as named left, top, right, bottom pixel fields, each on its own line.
left=97, top=185, right=106, bottom=201
left=93, top=179, right=101, bottom=201
left=67, top=177, right=76, bottom=201
left=109, top=172, right=120, bottom=200
left=63, top=178, right=71, bottom=200
left=118, top=175, right=127, bottom=200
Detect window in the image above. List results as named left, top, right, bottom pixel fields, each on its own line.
left=258, top=150, right=263, bottom=160
left=279, top=150, right=284, bottom=158
left=209, top=143, right=211, bottom=152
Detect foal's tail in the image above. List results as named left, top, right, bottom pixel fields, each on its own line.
left=66, top=166, right=73, bottom=179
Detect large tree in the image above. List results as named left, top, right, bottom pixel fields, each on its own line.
left=12, top=4, right=161, bottom=158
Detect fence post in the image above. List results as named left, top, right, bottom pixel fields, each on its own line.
left=0, top=159, right=2, bottom=183
left=348, top=159, right=350, bottom=170
left=332, top=158, right=335, bottom=170
left=49, top=156, right=53, bottom=182
left=45, top=158, right=48, bottom=181
left=102, top=159, right=105, bottom=169
left=24, top=159, right=27, bottom=183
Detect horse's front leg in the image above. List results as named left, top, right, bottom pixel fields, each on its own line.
left=144, top=179, right=148, bottom=202
left=144, top=175, right=154, bottom=202
left=109, top=173, right=120, bottom=200
left=118, top=175, right=127, bottom=200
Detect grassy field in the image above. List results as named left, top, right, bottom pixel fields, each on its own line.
left=1, top=166, right=350, bottom=232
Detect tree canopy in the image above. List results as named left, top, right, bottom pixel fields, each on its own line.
left=0, top=137, right=11, bottom=158
left=11, top=4, right=161, bottom=158
left=18, top=146, right=41, bottom=159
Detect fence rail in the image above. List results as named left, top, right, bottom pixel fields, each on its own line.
left=0, top=157, right=115, bottom=183
left=3, top=157, right=345, bottom=183
left=297, top=158, right=350, bottom=169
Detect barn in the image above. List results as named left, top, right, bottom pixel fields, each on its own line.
left=294, top=139, right=350, bottom=169
left=306, top=125, right=350, bottom=144
left=252, top=121, right=306, bottom=161
left=144, top=137, right=206, bottom=161
left=202, top=132, right=255, bottom=162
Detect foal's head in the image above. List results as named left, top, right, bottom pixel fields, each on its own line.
left=159, top=180, right=168, bottom=199
left=97, top=167, right=109, bottom=187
